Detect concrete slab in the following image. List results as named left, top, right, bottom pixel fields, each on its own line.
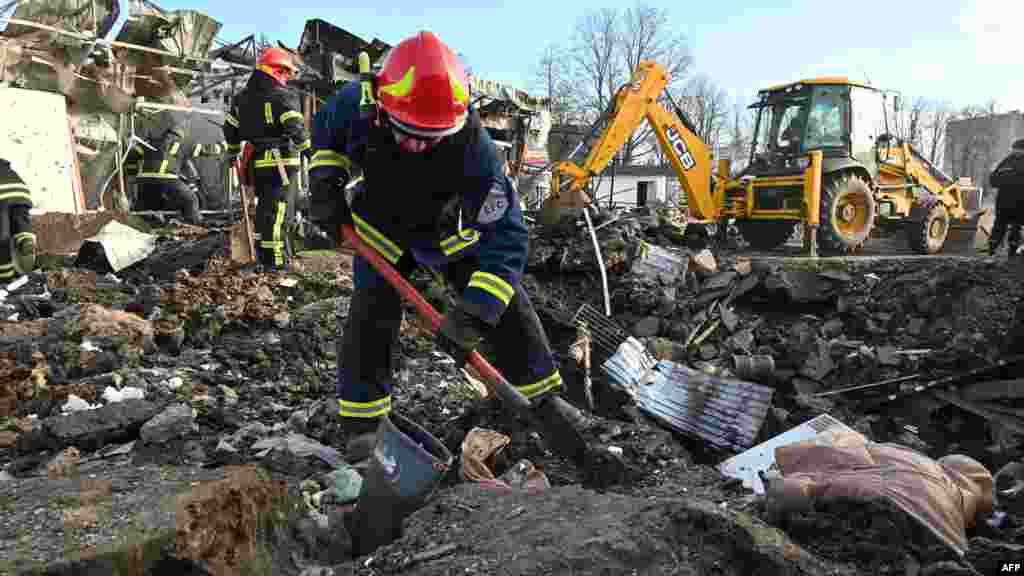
left=0, top=87, right=83, bottom=213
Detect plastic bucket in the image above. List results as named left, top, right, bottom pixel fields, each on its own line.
left=349, top=412, right=453, bottom=557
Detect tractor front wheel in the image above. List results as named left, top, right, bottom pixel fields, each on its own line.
left=907, top=196, right=949, bottom=254
left=818, top=174, right=876, bottom=254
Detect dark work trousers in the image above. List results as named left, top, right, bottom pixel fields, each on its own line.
left=336, top=251, right=564, bottom=421
left=991, top=188, right=1023, bottom=256
left=136, top=179, right=201, bottom=224
left=0, top=203, right=32, bottom=281
left=253, top=165, right=298, bottom=271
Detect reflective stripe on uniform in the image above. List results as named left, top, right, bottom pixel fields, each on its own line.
left=351, top=213, right=403, bottom=264
left=440, top=229, right=480, bottom=256
left=295, top=139, right=311, bottom=152
left=264, top=102, right=273, bottom=124
left=226, top=143, right=243, bottom=153
left=338, top=395, right=392, bottom=418
left=309, top=149, right=351, bottom=170
left=192, top=144, right=202, bottom=157
left=252, top=150, right=302, bottom=168
left=13, top=232, right=35, bottom=244
left=272, top=201, right=286, bottom=266
left=168, top=142, right=180, bottom=156
left=0, top=262, right=15, bottom=279
left=224, top=113, right=240, bottom=127
left=467, top=271, right=514, bottom=306
left=0, top=184, right=32, bottom=203
left=516, top=371, right=563, bottom=400
left=136, top=172, right=179, bottom=180
left=280, top=110, right=303, bottom=123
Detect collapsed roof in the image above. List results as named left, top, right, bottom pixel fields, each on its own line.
left=295, top=18, right=548, bottom=115
left=1, top=0, right=223, bottom=113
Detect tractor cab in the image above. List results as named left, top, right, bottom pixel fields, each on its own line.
left=745, top=78, right=888, bottom=179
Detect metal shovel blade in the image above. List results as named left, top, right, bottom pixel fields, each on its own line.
left=532, top=395, right=590, bottom=466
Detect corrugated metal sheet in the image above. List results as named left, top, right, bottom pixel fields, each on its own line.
left=636, top=360, right=775, bottom=452
left=600, top=339, right=775, bottom=452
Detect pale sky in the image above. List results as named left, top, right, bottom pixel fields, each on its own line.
left=36, top=0, right=1024, bottom=113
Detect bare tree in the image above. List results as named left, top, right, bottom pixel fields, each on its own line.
left=540, top=2, right=693, bottom=166
left=900, top=96, right=928, bottom=151
left=616, top=3, right=693, bottom=162
left=529, top=43, right=575, bottom=125
left=923, top=100, right=952, bottom=166
left=568, top=7, right=621, bottom=121
left=725, top=95, right=755, bottom=173
left=676, top=74, right=730, bottom=150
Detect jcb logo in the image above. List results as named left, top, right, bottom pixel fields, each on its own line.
left=666, top=127, right=696, bottom=170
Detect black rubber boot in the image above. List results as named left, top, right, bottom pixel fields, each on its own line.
left=340, top=416, right=381, bottom=463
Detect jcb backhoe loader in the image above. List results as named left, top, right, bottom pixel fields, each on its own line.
left=546, top=61, right=982, bottom=255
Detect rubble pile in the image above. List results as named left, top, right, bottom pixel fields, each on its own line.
left=2, top=204, right=1024, bottom=575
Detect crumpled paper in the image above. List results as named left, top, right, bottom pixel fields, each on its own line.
left=460, top=427, right=549, bottom=492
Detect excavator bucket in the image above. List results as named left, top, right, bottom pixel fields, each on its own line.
left=944, top=209, right=988, bottom=255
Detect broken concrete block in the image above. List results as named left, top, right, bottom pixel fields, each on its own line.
left=632, top=316, right=661, bottom=338
left=720, top=306, right=740, bottom=333
left=140, top=403, right=195, bottom=444
left=21, top=398, right=162, bottom=453
left=792, top=378, right=821, bottom=396
left=876, top=345, right=901, bottom=367
left=821, top=318, right=844, bottom=339
left=703, top=271, right=738, bottom=292
left=690, top=249, right=717, bottom=276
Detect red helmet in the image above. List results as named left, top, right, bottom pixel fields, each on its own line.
left=376, top=31, right=470, bottom=137
left=256, top=47, right=298, bottom=86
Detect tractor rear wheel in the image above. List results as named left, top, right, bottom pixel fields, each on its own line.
left=736, top=220, right=796, bottom=251
left=907, top=195, right=949, bottom=254
left=818, top=174, right=876, bottom=254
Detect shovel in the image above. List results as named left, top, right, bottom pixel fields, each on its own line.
left=339, top=224, right=591, bottom=466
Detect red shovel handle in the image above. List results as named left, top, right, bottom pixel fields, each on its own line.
left=340, top=224, right=532, bottom=413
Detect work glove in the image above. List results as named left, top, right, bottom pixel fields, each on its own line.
left=436, top=305, right=491, bottom=368
left=309, top=171, right=352, bottom=241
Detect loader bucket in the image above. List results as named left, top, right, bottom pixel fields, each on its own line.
left=944, top=209, right=988, bottom=255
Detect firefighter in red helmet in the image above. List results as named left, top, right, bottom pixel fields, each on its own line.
left=222, top=47, right=310, bottom=271
left=0, top=158, right=36, bottom=282
left=308, top=32, right=565, bottom=459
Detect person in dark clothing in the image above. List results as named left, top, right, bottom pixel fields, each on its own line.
left=988, top=139, right=1024, bottom=258
left=308, top=31, right=564, bottom=457
left=222, top=47, right=310, bottom=272
left=0, top=158, right=36, bottom=282
left=133, top=95, right=202, bottom=224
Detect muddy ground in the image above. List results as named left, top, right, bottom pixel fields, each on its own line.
left=2, top=212, right=1024, bottom=575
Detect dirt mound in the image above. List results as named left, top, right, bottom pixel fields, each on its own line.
left=346, top=483, right=849, bottom=576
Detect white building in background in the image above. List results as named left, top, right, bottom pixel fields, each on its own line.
left=587, top=164, right=678, bottom=209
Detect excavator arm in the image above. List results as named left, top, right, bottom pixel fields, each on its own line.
left=549, top=60, right=721, bottom=220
